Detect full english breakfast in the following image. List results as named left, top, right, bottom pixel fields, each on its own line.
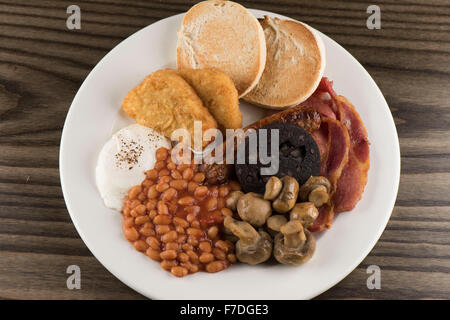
left=95, top=0, right=370, bottom=277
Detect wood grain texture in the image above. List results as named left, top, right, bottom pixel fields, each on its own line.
left=0, top=0, right=449, bottom=300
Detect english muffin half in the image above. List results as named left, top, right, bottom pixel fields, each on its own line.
left=177, top=0, right=266, bottom=98
left=244, top=16, right=326, bottom=109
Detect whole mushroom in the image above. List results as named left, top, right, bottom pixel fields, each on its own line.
left=266, top=215, right=288, bottom=236
left=299, top=176, right=331, bottom=207
left=289, top=202, right=319, bottom=228
left=224, top=216, right=273, bottom=265
left=273, top=220, right=316, bottom=265
left=225, top=190, right=244, bottom=212
left=237, top=192, right=272, bottom=227
left=264, top=176, right=283, bottom=200
left=272, top=176, right=299, bottom=213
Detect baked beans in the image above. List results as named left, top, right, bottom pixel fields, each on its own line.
left=122, top=147, right=238, bottom=277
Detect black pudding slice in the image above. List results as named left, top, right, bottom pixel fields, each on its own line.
left=235, top=122, right=320, bottom=194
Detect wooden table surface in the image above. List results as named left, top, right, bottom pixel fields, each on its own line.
left=0, top=0, right=449, bottom=300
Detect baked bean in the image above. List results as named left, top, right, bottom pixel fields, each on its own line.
left=170, top=179, right=188, bottom=190
left=157, top=201, right=169, bottom=215
left=178, top=196, right=195, bottom=206
left=205, top=197, right=218, bottom=212
left=154, top=214, right=171, bottom=225
left=213, top=248, right=226, bottom=260
left=155, top=182, right=169, bottom=193
left=171, top=266, right=188, bottom=277
left=206, top=261, right=225, bottom=273
left=199, top=241, right=212, bottom=253
left=135, top=215, right=150, bottom=225
left=156, top=147, right=168, bottom=161
left=194, top=186, right=208, bottom=198
left=146, top=248, right=161, bottom=261
left=220, top=207, right=233, bottom=217
left=146, top=169, right=158, bottom=180
left=159, top=169, right=170, bottom=177
left=123, top=217, right=134, bottom=228
left=175, top=226, right=184, bottom=234
left=129, top=199, right=141, bottom=209
left=160, top=259, right=177, bottom=271
left=156, top=225, right=171, bottom=235
left=159, top=175, right=171, bottom=184
left=173, top=217, right=189, bottom=228
left=124, top=227, right=139, bottom=241
left=122, top=147, right=239, bottom=277
left=215, top=240, right=230, bottom=253
left=160, top=249, right=177, bottom=260
left=187, top=227, right=203, bottom=237
left=192, top=172, right=206, bottom=183
left=191, top=220, right=200, bottom=228
left=177, top=234, right=187, bottom=244
left=182, top=167, right=194, bottom=180
left=219, top=185, right=230, bottom=198
left=186, top=250, right=199, bottom=263
left=207, top=226, right=219, bottom=239
left=199, top=252, right=214, bottom=264
left=148, top=209, right=158, bottom=220
left=171, top=170, right=182, bottom=180
left=177, top=252, right=190, bottom=263
left=182, top=243, right=193, bottom=252
left=128, top=185, right=142, bottom=200
left=147, top=185, right=160, bottom=199
left=139, top=224, right=155, bottom=237
left=188, top=181, right=199, bottom=193
left=146, top=199, right=157, bottom=210
left=185, top=205, right=200, bottom=215
left=209, top=186, right=219, bottom=197
left=187, top=235, right=199, bottom=247
left=227, top=253, right=237, bottom=263
left=186, top=213, right=197, bottom=223
left=167, top=161, right=176, bottom=170
left=161, top=230, right=178, bottom=243
left=165, top=242, right=179, bottom=251
left=154, top=160, right=166, bottom=170
left=146, top=236, right=160, bottom=250
left=134, top=240, right=149, bottom=252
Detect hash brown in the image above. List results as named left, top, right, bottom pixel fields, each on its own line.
left=177, top=68, right=242, bottom=131
left=122, top=69, right=218, bottom=148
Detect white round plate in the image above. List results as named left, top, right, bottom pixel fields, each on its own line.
left=60, top=10, right=400, bottom=300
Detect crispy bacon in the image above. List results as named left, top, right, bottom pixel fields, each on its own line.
left=306, top=77, right=370, bottom=231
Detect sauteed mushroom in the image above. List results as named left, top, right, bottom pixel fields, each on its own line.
left=237, top=192, right=272, bottom=227
left=266, top=215, right=288, bottom=236
left=289, top=202, right=319, bottom=228
left=299, top=176, right=331, bottom=207
left=224, top=216, right=272, bottom=265
left=273, top=220, right=316, bottom=265
left=225, top=190, right=244, bottom=211
left=272, top=176, right=299, bottom=213
left=264, top=176, right=282, bottom=200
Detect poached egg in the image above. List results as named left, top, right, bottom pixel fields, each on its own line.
left=96, top=124, right=171, bottom=211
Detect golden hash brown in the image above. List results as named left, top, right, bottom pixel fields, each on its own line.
left=122, top=69, right=218, bottom=147
left=178, top=68, right=242, bottom=131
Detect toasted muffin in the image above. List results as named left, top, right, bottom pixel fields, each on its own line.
left=244, top=16, right=326, bottom=109
left=177, top=0, right=266, bottom=98
left=178, top=68, right=242, bottom=131
left=122, top=69, right=218, bottom=147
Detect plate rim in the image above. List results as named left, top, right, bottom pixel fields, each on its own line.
left=60, top=10, right=401, bottom=300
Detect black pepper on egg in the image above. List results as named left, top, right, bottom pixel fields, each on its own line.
left=235, top=122, right=320, bottom=194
